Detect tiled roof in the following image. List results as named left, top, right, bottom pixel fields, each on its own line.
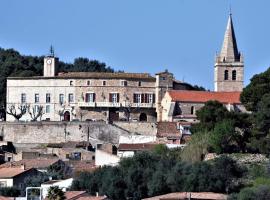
left=0, top=196, right=14, bottom=200
left=58, top=72, right=155, bottom=80
left=142, top=192, right=227, bottom=200
left=0, top=168, right=32, bottom=178
left=118, top=143, right=157, bottom=151
left=66, top=160, right=96, bottom=173
left=65, top=191, right=87, bottom=200
left=157, top=122, right=180, bottom=138
left=47, top=141, right=92, bottom=149
left=168, top=90, right=241, bottom=104
left=77, top=196, right=107, bottom=200
left=0, top=159, right=60, bottom=170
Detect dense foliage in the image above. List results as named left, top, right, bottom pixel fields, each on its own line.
left=71, top=148, right=244, bottom=200
left=0, top=47, right=115, bottom=106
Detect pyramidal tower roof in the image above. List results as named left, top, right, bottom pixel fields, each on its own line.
left=218, top=14, right=241, bottom=62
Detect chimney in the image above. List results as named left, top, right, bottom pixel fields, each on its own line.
left=96, top=192, right=99, bottom=197
left=20, top=164, right=25, bottom=170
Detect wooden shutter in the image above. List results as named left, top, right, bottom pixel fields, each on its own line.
left=117, top=93, right=120, bottom=102
left=109, top=94, right=112, bottom=102
left=93, top=93, right=96, bottom=102
left=133, top=94, right=136, bottom=103
left=141, top=94, right=145, bottom=103
left=152, top=94, right=155, bottom=103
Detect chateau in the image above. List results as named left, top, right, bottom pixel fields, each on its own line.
left=6, top=14, right=245, bottom=122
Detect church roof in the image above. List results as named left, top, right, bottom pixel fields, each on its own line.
left=218, top=14, right=240, bottom=62
left=167, top=90, right=241, bottom=104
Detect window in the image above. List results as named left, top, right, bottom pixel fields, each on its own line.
left=87, top=80, right=91, bottom=86
left=120, top=80, right=127, bottom=86
left=34, top=94, right=39, bottom=103
left=21, top=93, right=26, bottom=103
left=109, top=93, right=119, bottom=103
left=162, top=77, right=166, bottom=80
left=46, top=105, right=50, bottom=113
left=34, top=105, right=39, bottom=113
left=70, top=81, right=73, bottom=86
left=145, top=94, right=155, bottom=103
left=133, top=93, right=142, bottom=103
left=68, top=93, right=74, bottom=103
left=102, top=81, right=106, bottom=86
left=46, top=93, right=51, bottom=103
left=85, top=93, right=95, bottom=102
left=59, top=94, right=64, bottom=104
left=138, top=81, right=141, bottom=87
left=0, top=181, right=7, bottom=187
left=191, top=106, right=195, bottom=115
left=232, top=70, right=237, bottom=80
left=224, top=70, right=229, bottom=80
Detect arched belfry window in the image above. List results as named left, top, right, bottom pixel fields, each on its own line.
left=224, top=70, right=229, bottom=80
left=232, top=70, right=237, bottom=80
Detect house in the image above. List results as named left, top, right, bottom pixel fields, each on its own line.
left=0, top=158, right=67, bottom=173
left=0, top=166, right=40, bottom=189
left=142, top=192, right=227, bottom=200
left=41, top=178, right=73, bottom=199
left=64, top=191, right=108, bottom=200
left=157, top=122, right=181, bottom=144
left=161, top=90, right=246, bottom=122
left=117, top=143, right=157, bottom=158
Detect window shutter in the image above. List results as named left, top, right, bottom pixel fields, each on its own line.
left=153, top=94, right=155, bottom=103
left=109, top=94, right=112, bottom=102
left=133, top=94, right=136, bottom=103
left=93, top=93, right=96, bottom=102
left=141, top=94, right=145, bottom=103
left=117, top=93, right=120, bottom=102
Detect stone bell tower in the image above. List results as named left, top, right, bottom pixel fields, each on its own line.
left=44, top=46, right=58, bottom=77
left=214, top=13, right=244, bottom=92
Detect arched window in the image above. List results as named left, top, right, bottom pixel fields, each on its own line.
left=224, top=70, right=229, bottom=80
left=232, top=70, right=237, bottom=80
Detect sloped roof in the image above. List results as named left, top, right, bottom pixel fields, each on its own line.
left=65, top=191, right=87, bottom=200
left=118, top=143, right=157, bottom=151
left=0, top=159, right=60, bottom=170
left=0, top=168, right=33, bottom=178
left=219, top=14, right=240, bottom=62
left=157, top=122, right=180, bottom=138
left=168, top=90, right=241, bottom=104
left=142, top=192, right=227, bottom=200
left=58, top=72, right=155, bottom=80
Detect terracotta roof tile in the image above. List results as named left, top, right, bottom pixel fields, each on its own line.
left=65, top=191, right=87, bottom=200
left=118, top=143, right=157, bottom=151
left=0, top=196, right=14, bottom=200
left=77, top=196, right=107, bottom=200
left=58, top=72, right=155, bottom=80
left=142, top=192, right=227, bottom=200
left=0, top=168, right=32, bottom=178
left=168, top=90, right=241, bottom=104
left=157, top=122, right=180, bottom=138
left=0, top=159, right=60, bottom=170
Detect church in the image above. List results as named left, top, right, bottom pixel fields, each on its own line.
left=6, top=13, right=245, bottom=123
left=160, top=13, right=246, bottom=122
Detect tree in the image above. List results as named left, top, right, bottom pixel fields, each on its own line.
left=28, top=105, right=44, bottom=121
left=6, top=104, right=28, bottom=121
left=240, top=67, right=270, bottom=112
left=47, top=186, right=66, bottom=200
left=191, top=100, right=229, bottom=132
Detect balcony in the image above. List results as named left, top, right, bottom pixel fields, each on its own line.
left=78, top=101, right=155, bottom=108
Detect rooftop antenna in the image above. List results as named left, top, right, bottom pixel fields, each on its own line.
left=49, top=45, right=54, bottom=57
left=229, top=5, right=232, bottom=16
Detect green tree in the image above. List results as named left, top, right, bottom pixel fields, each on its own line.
left=47, top=186, right=66, bottom=200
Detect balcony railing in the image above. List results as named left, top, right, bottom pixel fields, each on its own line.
left=78, top=101, right=155, bottom=108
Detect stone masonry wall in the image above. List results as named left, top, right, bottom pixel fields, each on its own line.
left=0, top=121, right=156, bottom=145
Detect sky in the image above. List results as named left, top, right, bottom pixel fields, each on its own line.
left=0, top=0, right=269, bottom=90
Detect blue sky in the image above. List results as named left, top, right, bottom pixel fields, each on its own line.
left=0, top=0, right=269, bottom=90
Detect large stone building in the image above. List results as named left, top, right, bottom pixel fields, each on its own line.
left=6, top=55, right=192, bottom=122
